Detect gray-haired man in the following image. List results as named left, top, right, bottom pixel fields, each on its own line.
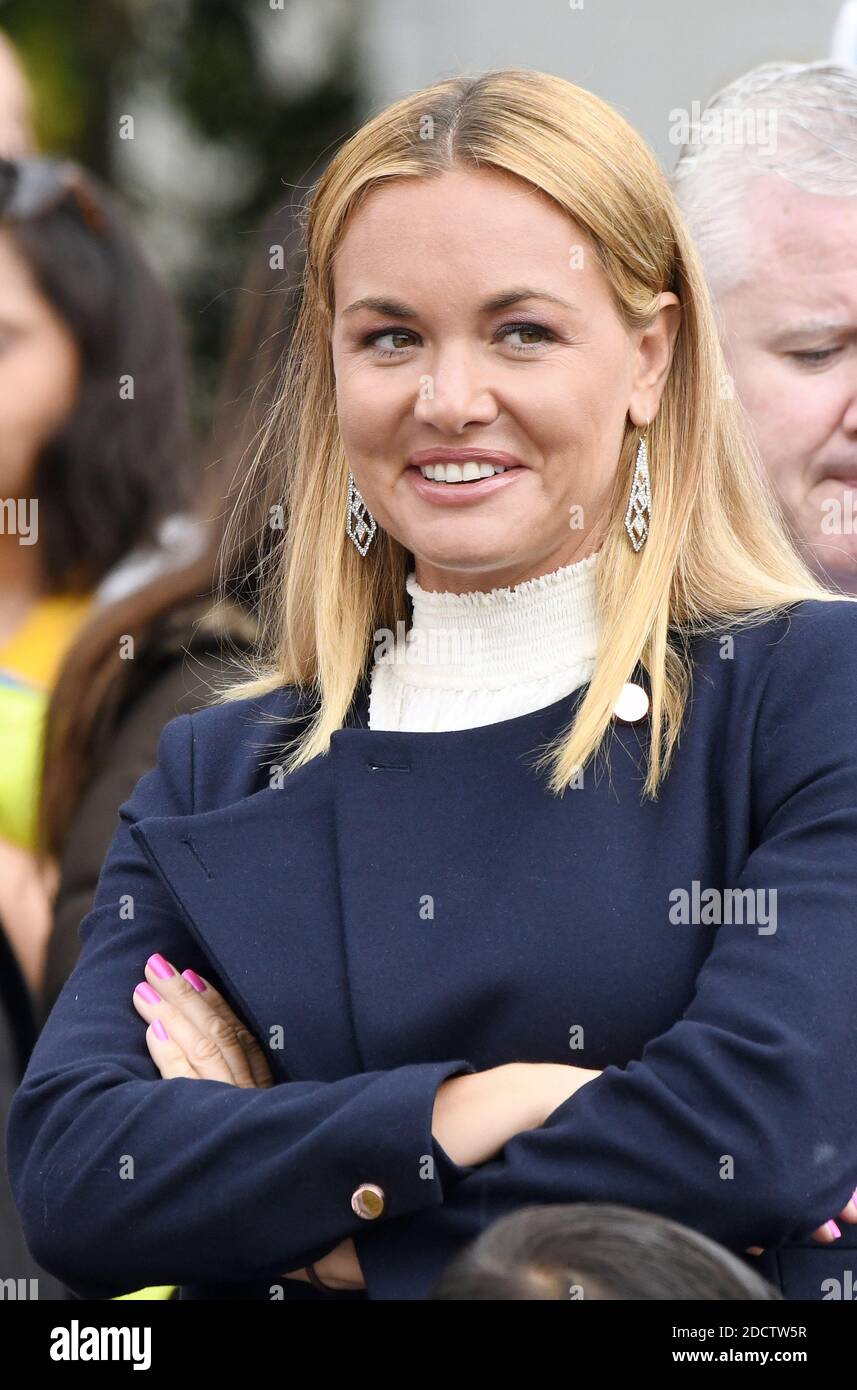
left=672, top=61, right=857, bottom=592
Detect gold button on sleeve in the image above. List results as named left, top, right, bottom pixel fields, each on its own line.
left=350, top=1182, right=385, bottom=1219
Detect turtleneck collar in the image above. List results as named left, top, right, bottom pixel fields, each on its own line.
left=367, top=549, right=601, bottom=731
left=399, top=548, right=600, bottom=685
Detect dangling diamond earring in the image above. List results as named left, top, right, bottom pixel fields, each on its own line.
left=346, top=470, right=377, bottom=556
left=624, top=418, right=651, bottom=552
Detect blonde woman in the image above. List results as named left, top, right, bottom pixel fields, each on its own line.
left=8, top=69, right=857, bottom=1303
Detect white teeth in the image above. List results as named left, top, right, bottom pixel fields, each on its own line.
left=418, top=460, right=508, bottom=482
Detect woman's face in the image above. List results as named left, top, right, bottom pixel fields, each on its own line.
left=330, top=165, right=679, bottom=593
left=0, top=228, right=81, bottom=498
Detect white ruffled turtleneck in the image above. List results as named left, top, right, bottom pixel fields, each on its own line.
left=368, top=549, right=601, bottom=732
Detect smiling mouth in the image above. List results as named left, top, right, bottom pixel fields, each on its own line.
left=413, top=460, right=519, bottom=484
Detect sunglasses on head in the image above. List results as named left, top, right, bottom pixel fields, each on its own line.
left=0, top=156, right=106, bottom=234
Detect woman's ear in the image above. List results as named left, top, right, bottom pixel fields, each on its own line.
left=629, top=292, right=682, bottom=424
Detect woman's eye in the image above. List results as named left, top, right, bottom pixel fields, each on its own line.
left=365, top=329, right=416, bottom=358
left=789, top=347, right=842, bottom=366
left=499, top=322, right=555, bottom=352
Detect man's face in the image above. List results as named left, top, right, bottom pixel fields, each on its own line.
left=715, top=174, right=857, bottom=588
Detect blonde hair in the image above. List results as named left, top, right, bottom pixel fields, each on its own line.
left=215, top=67, right=850, bottom=799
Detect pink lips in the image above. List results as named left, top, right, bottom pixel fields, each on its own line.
left=406, top=463, right=525, bottom=505
left=405, top=447, right=529, bottom=505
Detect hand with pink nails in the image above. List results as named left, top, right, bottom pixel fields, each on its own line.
left=132, top=952, right=275, bottom=1088
left=744, top=1188, right=857, bottom=1257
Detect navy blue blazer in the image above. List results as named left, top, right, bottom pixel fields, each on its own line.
left=7, top=598, right=857, bottom=1301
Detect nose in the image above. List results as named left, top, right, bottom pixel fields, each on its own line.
left=412, top=341, right=499, bottom=433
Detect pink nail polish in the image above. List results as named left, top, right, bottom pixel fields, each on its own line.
left=152, top=1019, right=168, bottom=1041
left=135, top=982, right=161, bottom=1004
left=825, top=1220, right=842, bottom=1239
left=182, top=969, right=206, bottom=993
left=148, top=953, right=174, bottom=978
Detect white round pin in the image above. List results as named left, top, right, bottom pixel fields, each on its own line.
left=613, top=681, right=650, bottom=723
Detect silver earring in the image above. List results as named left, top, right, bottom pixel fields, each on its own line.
left=624, top=420, right=651, bottom=552
left=346, top=470, right=377, bottom=556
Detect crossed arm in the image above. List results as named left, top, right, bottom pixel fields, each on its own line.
left=129, top=954, right=857, bottom=1294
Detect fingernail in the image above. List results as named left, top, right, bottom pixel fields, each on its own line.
left=148, top=953, right=174, bottom=978
left=825, top=1220, right=842, bottom=1240
left=152, top=1019, right=168, bottom=1041
left=135, top=982, right=161, bottom=1004
left=182, top=969, right=206, bottom=993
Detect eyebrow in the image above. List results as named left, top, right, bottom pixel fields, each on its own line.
left=342, top=286, right=580, bottom=317
left=769, top=318, right=855, bottom=345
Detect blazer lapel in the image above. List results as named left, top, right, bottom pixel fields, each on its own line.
left=131, top=675, right=374, bottom=1083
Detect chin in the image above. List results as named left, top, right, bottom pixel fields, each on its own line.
left=405, top=518, right=527, bottom=560
left=410, top=544, right=521, bottom=575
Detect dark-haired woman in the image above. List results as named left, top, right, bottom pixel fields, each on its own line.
left=0, top=156, right=194, bottom=996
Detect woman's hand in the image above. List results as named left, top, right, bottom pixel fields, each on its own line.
left=745, top=1188, right=857, bottom=1257
left=131, top=952, right=365, bottom=1291
left=131, top=953, right=275, bottom=1087
left=432, top=1061, right=602, bottom=1167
